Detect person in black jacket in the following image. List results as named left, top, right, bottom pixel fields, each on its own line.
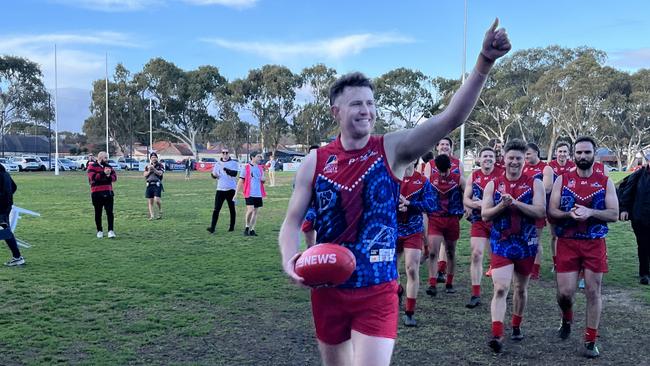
left=0, top=164, right=23, bottom=266
left=619, top=155, right=650, bottom=285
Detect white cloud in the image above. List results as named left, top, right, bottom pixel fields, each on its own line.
left=55, top=0, right=257, bottom=11
left=0, top=32, right=137, bottom=88
left=182, top=0, right=257, bottom=8
left=609, top=48, right=650, bottom=70
left=202, top=33, right=415, bottom=62
left=53, top=0, right=162, bottom=12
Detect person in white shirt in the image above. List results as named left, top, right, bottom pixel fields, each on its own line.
left=207, top=149, right=239, bottom=234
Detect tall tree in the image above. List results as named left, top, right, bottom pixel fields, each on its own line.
left=233, top=65, right=299, bottom=154
left=374, top=68, right=434, bottom=129
left=292, top=64, right=337, bottom=147
left=0, top=56, right=52, bottom=139
left=134, top=58, right=226, bottom=156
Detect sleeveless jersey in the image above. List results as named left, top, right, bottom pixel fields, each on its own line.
left=311, top=135, right=400, bottom=288
left=554, top=170, right=609, bottom=239
left=523, top=160, right=548, bottom=181
left=593, top=162, right=606, bottom=175
left=398, top=171, right=435, bottom=237
left=429, top=155, right=461, bottom=175
left=549, top=160, right=576, bottom=181
left=429, top=170, right=463, bottom=217
left=468, top=167, right=504, bottom=223
left=490, top=174, right=539, bottom=260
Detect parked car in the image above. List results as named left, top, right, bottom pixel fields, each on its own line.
left=58, top=158, right=78, bottom=171
left=161, top=158, right=185, bottom=171
left=12, top=157, right=45, bottom=171
left=107, top=159, right=122, bottom=171
left=0, top=158, right=19, bottom=172
left=76, top=157, right=92, bottom=170
left=117, top=157, right=139, bottom=170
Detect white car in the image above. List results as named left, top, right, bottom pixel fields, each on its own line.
left=58, top=158, right=78, bottom=171
left=12, top=157, right=46, bottom=171
left=0, top=158, right=19, bottom=172
left=107, top=160, right=122, bottom=171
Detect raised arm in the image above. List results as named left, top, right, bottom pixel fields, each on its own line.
left=384, top=19, right=511, bottom=176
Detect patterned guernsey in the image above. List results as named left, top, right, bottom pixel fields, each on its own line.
left=429, top=170, right=464, bottom=217
left=311, top=135, right=401, bottom=288
left=593, top=162, right=606, bottom=175
left=398, top=171, right=435, bottom=237
left=554, top=170, right=609, bottom=239
left=430, top=156, right=462, bottom=175
left=523, top=160, right=548, bottom=181
left=549, top=160, right=576, bottom=181
left=490, top=174, right=539, bottom=260
left=468, top=167, right=504, bottom=223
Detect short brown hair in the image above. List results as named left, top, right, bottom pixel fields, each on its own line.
left=329, top=72, right=373, bottom=106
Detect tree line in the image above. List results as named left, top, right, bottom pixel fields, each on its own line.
left=1, top=45, right=648, bottom=168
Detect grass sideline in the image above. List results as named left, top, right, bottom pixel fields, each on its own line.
left=0, top=170, right=646, bottom=364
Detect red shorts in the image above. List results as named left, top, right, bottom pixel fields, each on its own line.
left=397, top=233, right=424, bottom=253
left=535, top=218, right=547, bottom=229
left=427, top=216, right=460, bottom=241
left=491, top=253, right=535, bottom=276
left=311, top=281, right=398, bottom=345
left=556, top=238, right=608, bottom=273
left=301, top=219, right=313, bottom=233
left=470, top=221, right=492, bottom=238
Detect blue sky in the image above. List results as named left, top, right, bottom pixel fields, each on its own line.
left=2, top=0, right=649, bottom=131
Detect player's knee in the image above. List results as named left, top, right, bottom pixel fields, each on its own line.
left=494, top=285, right=508, bottom=298
left=470, top=250, right=483, bottom=264
left=406, top=264, right=418, bottom=278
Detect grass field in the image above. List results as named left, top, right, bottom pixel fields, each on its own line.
left=0, top=170, right=648, bottom=365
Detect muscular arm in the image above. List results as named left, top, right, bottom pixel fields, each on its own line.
left=548, top=175, right=571, bottom=220
left=463, top=175, right=480, bottom=210
left=481, top=181, right=507, bottom=221
left=542, top=166, right=554, bottom=194
left=384, top=63, right=491, bottom=177
left=279, top=151, right=317, bottom=284
left=513, top=179, right=546, bottom=219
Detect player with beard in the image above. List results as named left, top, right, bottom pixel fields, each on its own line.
left=482, top=139, right=545, bottom=353
left=279, top=19, right=511, bottom=365
left=463, top=147, right=503, bottom=308
left=548, top=142, right=576, bottom=270
left=548, top=136, right=618, bottom=358
left=523, top=142, right=553, bottom=280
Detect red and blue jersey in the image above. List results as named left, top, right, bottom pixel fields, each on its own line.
left=429, top=170, right=464, bottom=217
left=549, top=160, right=576, bottom=181
left=310, top=136, right=400, bottom=288
left=490, top=174, right=539, bottom=260
left=523, top=160, right=548, bottom=181
left=467, top=167, right=504, bottom=223
left=429, top=155, right=462, bottom=175
left=554, top=170, right=609, bottom=239
left=398, top=171, right=435, bottom=237
left=593, top=162, right=606, bottom=175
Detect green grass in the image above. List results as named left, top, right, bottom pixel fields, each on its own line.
left=0, top=170, right=647, bottom=365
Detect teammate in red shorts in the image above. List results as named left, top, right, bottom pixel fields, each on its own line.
left=548, top=141, right=576, bottom=268
left=397, top=161, right=435, bottom=326
left=425, top=154, right=466, bottom=296
left=548, top=136, right=618, bottom=358
left=279, top=20, right=511, bottom=366
left=482, top=139, right=545, bottom=353
left=424, top=137, right=465, bottom=282
left=523, top=142, right=553, bottom=279
left=463, top=146, right=503, bottom=308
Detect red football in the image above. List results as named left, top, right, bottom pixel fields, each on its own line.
left=294, top=243, right=356, bottom=287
